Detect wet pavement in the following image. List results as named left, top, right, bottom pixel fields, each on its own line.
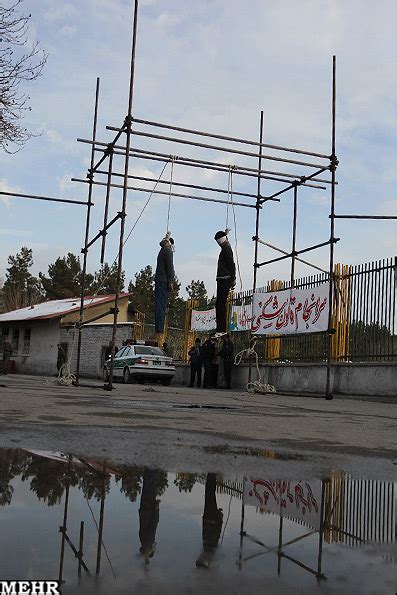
left=0, top=448, right=396, bottom=594
left=0, top=375, right=396, bottom=592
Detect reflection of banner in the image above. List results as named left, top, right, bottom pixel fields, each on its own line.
left=243, top=478, right=322, bottom=530
left=229, top=304, right=254, bottom=332
left=252, top=283, right=329, bottom=335
left=191, top=308, right=216, bottom=332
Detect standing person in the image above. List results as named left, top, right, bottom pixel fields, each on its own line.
left=201, top=335, right=216, bottom=389
left=2, top=336, right=12, bottom=374
left=188, top=338, right=202, bottom=388
left=211, top=338, right=221, bottom=389
left=220, top=333, right=234, bottom=390
left=154, top=234, right=175, bottom=343
left=162, top=342, right=173, bottom=358
left=214, top=231, right=236, bottom=336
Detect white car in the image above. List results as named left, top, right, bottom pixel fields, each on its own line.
left=103, top=342, right=176, bottom=385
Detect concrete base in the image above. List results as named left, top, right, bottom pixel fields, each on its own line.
left=174, top=362, right=397, bottom=397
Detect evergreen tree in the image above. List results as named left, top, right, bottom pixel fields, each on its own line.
left=39, top=253, right=94, bottom=300
left=93, top=262, right=125, bottom=295
left=2, top=246, right=43, bottom=310
left=186, top=280, right=208, bottom=308
left=128, top=265, right=155, bottom=322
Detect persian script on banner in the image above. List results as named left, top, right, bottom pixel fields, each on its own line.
left=243, top=477, right=322, bottom=530
left=191, top=308, right=216, bottom=332
left=229, top=305, right=254, bottom=332
left=252, top=282, right=329, bottom=335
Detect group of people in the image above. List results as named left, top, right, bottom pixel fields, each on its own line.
left=154, top=229, right=236, bottom=340
left=188, top=333, right=234, bottom=390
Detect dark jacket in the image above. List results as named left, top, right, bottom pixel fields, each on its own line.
left=189, top=344, right=202, bottom=366
left=155, top=240, right=175, bottom=284
left=216, top=243, right=236, bottom=283
left=220, top=339, right=234, bottom=363
left=201, top=339, right=216, bottom=363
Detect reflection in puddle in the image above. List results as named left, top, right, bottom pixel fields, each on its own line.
left=0, top=448, right=395, bottom=594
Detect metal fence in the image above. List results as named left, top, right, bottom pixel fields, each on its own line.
left=133, top=257, right=396, bottom=364
left=230, top=256, right=396, bottom=363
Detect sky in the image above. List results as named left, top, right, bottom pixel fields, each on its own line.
left=1, top=0, right=396, bottom=298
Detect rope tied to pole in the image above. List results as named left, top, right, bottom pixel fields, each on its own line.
left=234, top=338, right=276, bottom=395
left=57, top=325, right=78, bottom=386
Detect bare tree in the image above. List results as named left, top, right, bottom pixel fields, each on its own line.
left=0, top=0, right=48, bottom=152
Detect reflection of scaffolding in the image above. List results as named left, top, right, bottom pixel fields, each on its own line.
left=238, top=476, right=397, bottom=583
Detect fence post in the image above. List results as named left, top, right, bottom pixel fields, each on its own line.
left=265, top=280, right=284, bottom=361
left=183, top=299, right=197, bottom=363
left=132, top=310, right=145, bottom=341
left=331, top=264, right=351, bottom=361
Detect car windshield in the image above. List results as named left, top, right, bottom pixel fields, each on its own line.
left=134, top=346, right=165, bottom=356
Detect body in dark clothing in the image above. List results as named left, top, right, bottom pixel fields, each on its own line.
left=214, top=233, right=236, bottom=332
left=220, top=334, right=234, bottom=389
left=188, top=339, right=202, bottom=387
left=196, top=473, right=223, bottom=568
left=155, top=238, right=175, bottom=334
left=139, top=468, right=160, bottom=563
left=201, top=337, right=216, bottom=388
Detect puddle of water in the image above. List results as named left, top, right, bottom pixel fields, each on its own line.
left=0, top=448, right=395, bottom=594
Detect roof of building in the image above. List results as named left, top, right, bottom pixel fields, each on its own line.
left=0, top=294, right=130, bottom=323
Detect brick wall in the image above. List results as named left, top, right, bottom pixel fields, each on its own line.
left=60, top=323, right=134, bottom=378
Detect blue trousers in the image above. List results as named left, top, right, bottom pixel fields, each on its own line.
left=155, top=280, right=168, bottom=333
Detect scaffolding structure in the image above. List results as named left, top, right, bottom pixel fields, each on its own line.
left=69, top=0, right=338, bottom=397
left=2, top=0, right=396, bottom=396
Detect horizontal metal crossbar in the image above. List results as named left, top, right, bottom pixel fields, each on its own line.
left=256, top=238, right=339, bottom=267
left=77, top=137, right=329, bottom=190
left=0, top=190, right=90, bottom=207
left=71, top=177, right=259, bottom=209
left=131, top=116, right=331, bottom=159
left=107, top=125, right=330, bottom=169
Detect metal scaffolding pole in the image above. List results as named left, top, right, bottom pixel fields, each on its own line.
left=325, top=55, right=338, bottom=401
left=105, top=0, right=139, bottom=390
left=75, top=76, right=100, bottom=384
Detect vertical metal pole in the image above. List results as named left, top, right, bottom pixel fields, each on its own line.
left=78, top=521, right=84, bottom=580
left=100, top=150, right=114, bottom=264
left=249, top=111, right=264, bottom=383
left=96, top=466, right=107, bottom=575
left=290, top=184, right=298, bottom=288
left=58, top=457, right=72, bottom=583
left=277, top=499, right=283, bottom=575
left=76, top=77, right=100, bottom=384
left=238, top=478, right=246, bottom=569
left=325, top=56, right=337, bottom=400
left=106, top=0, right=139, bottom=389
left=317, top=480, right=325, bottom=580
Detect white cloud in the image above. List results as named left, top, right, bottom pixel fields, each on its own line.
left=0, top=179, right=21, bottom=206
left=43, top=4, right=77, bottom=23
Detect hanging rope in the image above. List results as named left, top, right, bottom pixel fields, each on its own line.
left=225, top=166, right=232, bottom=232
left=234, top=338, right=276, bottom=395
left=166, top=155, right=177, bottom=235
left=229, top=166, right=243, bottom=292
left=83, top=159, right=171, bottom=311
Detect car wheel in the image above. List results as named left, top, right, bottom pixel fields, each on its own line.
left=123, top=367, right=131, bottom=384
left=103, top=367, right=109, bottom=382
left=161, top=378, right=172, bottom=386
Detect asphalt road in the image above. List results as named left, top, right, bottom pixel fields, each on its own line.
left=0, top=374, right=396, bottom=479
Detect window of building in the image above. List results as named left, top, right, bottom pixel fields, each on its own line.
left=22, top=328, right=31, bottom=355
left=12, top=329, right=19, bottom=353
